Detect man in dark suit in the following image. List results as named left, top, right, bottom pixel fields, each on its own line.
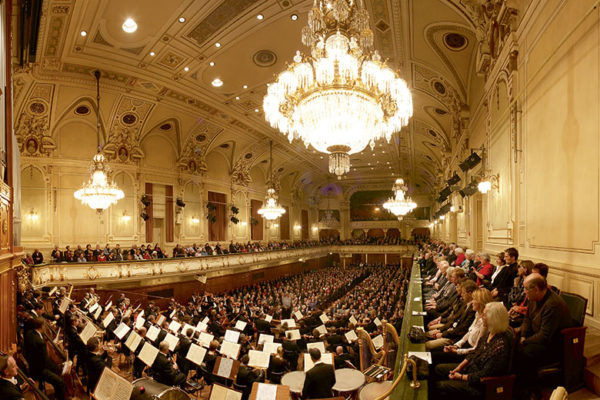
left=333, top=346, right=354, bottom=369
left=152, top=341, right=186, bottom=387
left=23, top=318, right=65, bottom=400
left=235, top=355, right=265, bottom=395
left=85, top=337, right=112, bottom=394
left=282, top=333, right=300, bottom=370
left=302, top=348, right=336, bottom=399
left=174, top=328, right=193, bottom=378
left=0, top=355, right=23, bottom=400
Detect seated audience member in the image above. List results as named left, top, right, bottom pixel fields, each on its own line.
left=470, top=253, right=493, bottom=287
left=433, top=302, right=512, bottom=399
left=32, top=249, right=44, bottom=264
left=302, top=348, right=336, bottom=399
left=490, top=248, right=519, bottom=305
left=453, top=248, right=465, bottom=267
left=516, top=273, right=573, bottom=394
left=0, top=355, right=23, bottom=400
left=507, top=260, right=534, bottom=327
left=51, top=245, right=62, bottom=262
left=152, top=341, right=186, bottom=387
left=86, top=337, right=112, bottom=394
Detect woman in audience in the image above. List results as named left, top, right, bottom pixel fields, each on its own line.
left=433, top=301, right=512, bottom=399
left=507, top=260, right=534, bottom=327
left=470, top=253, right=493, bottom=287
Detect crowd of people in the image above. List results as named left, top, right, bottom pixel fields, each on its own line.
left=6, top=261, right=410, bottom=400
left=22, top=237, right=417, bottom=265
left=417, top=241, right=576, bottom=399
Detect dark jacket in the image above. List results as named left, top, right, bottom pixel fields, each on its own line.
left=302, top=362, right=336, bottom=399
left=87, top=352, right=112, bottom=393
left=152, top=353, right=186, bottom=386
left=0, top=378, right=23, bottom=400
left=23, top=330, right=50, bottom=379
left=521, top=289, right=573, bottom=351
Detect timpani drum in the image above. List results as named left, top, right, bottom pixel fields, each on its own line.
left=281, top=371, right=305, bottom=400
left=333, top=368, right=366, bottom=399
left=130, top=378, right=190, bottom=400
left=358, top=381, right=393, bottom=400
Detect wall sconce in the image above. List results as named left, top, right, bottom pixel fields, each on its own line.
left=439, top=215, right=445, bottom=220
left=478, top=174, right=499, bottom=194
left=27, top=208, right=38, bottom=221
left=121, top=210, right=131, bottom=222
left=191, top=216, right=200, bottom=224
left=450, top=206, right=456, bottom=212
left=311, top=226, right=318, bottom=232
left=241, top=221, right=248, bottom=226
left=273, top=223, right=279, bottom=228
left=293, top=224, right=301, bottom=231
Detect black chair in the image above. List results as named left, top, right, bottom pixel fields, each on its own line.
left=233, top=382, right=250, bottom=400
left=269, top=370, right=285, bottom=384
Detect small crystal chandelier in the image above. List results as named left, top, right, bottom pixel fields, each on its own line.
left=383, top=178, right=417, bottom=216
left=74, top=71, right=124, bottom=213
left=263, top=0, right=413, bottom=178
left=319, top=187, right=339, bottom=227
left=258, top=141, right=286, bottom=220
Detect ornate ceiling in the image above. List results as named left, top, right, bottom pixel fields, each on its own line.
left=13, top=0, right=489, bottom=198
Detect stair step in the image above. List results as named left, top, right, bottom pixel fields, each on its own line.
left=584, top=362, right=600, bottom=396
left=568, top=387, right=600, bottom=400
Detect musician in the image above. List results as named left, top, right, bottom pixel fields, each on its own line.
left=85, top=337, right=112, bottom=394
left=302, top=348, right=336, bottom=399
left=151, top=341, right=186, bottom=387
left=153, top=321, right=170, bottom=347
left=23, top=318, right=66, bottom=400
left=334, top=345, right=354, bottom=369
left=282, top=332, right=300, bottom=370
left=0, top=355, right=24, bottom=400
left=133, top=327, right=148, bottom=379
left=115, top=293, right=127, bottom=308
left=235, top=354, right=265, bottom=395
left=267, top=346, right=289, bottom=384
left=174, top=328, right=193, bottom=378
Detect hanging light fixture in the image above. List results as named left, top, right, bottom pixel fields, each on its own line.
left=319, top=186, right=339, bottom=227
left=258, top=141, right=286, bottom=220
left=382, top=178, right=417, bottom=216
left=74, top=71, right=124, bottom=213
left=263, top=0, right=413, bottom=178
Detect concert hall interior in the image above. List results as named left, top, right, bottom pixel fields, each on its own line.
left=1, top=0, right=600, bottom=399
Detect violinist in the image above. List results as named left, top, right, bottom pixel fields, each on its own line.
left=132, top=327, right=148, bottom=379
left=0, top=355, right=24, bottom=400
left=23, top=317, right=66, bottom=400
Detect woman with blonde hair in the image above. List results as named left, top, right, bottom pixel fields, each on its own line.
left=433, top=302, right=512, bottom=399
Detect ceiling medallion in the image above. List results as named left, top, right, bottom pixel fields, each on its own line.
left=253, top=50, right=278, bottom=67
left=263, top=0, right=413, bottom=178
left=443, top=32, right=468, bottom=51
left=74, top=71, right=124, bottom=213
left=383, top=178, right=417, bottom=216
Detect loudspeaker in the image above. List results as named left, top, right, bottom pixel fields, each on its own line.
left=459, top=152, right=482, bottom=172
left=140, top=212, right=149, bottom=221
left=447, top=172, right=461, bottom=186
left=141, top=195, right=151, bottom=207
left=176, top=198, right=186, bottom=208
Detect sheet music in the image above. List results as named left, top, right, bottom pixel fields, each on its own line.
left=48, top=287, right=57, bottom=297
left=114, top=322, right=131, bottom=340
left=170, top=309, right=176, bottom=319
left=408, top=351, right=432, bottom=364
left=102, top=312, right=114, bottom=328
left=281, top=318, right=296, bottom=328
left=210, top=383, right=242, bottom=400
left=125, top=331, right=143, bottom=352
left=265, top=315, right=273, bottom=323
left=105, top=301, right=112, bottom=310
left=258, top=334, right=274, bottom=345
left=182, top=323, right=195, bottom=336
left=146, top=325, right=160, bottom=342
left=58, top=298, right=70, bottom=314
left=93, top=367, right=133, bottom=400
left=224, top=329, right=240, bottom=344
left=138, top=310, right=144, bottom=318
left=234, top=320, right=247, bottom=331
left=123, top=309, right=132, bottom=319
left=79, top=322, right=97, bottom=344
left=319, top=314, right=329, bottom=323
left=372, top=334, right=384, bottom=349
left=248, top=350, right=270, bottom=368
left=349, top=315, right=358, bottom=325
left=285, top=329, right=301, bottom=340
left=412, top=311, right=427, bottom=316
left=89, top=303, right=99, bottom=313
left=262, top=342, right=282, bottom=355
left=374, top=318, right=382, bottom=327
left=168, top=320, right=181, bottom=334
left=164, top=332, right=179, bottom=351
left=306, top=342, right=326, bottom=354
left=220, top=341, right=241, bottom=360
left=216, top=357, right=234, bottom=378
left=157, top=315, right=166, bottom=325
left=93, top=306, right=103, bottom=320
left=135, top=316, right=145, bottom=330
left=256, top=383, right=278, bottom=400
left=198, top=332, right=214, bottom=348
left=202, top=316, right=209, bottom=324
left=186, top=343, right=207, bottom=366
left=138, top=342, right=159, bottom=366
left=344, top=330, right=358, bottom=342
left=304, top=353, right=333, bottom=372
left=294, top=311, right=303, bottom=320
left=316, top=325, right=327, bottom=335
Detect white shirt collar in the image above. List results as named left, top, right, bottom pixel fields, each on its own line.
left=1, top=377, right=17, bottom=385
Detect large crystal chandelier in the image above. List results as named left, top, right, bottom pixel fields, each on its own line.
left=74, top=71, right=124, bottom=212
left=263, top=0, right=413, bottom=178
left=383, top=178, right=417, bottom=216
left=258, top=141, right=286, bottom=220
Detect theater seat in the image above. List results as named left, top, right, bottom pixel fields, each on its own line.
left=561, top=291, right=588, bottom=326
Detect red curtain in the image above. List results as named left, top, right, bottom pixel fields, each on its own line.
left=301, top=209, right=309, bottom=240
left=208, top=191, right=226, bottom=242
left=145, top=183, right=153, bottom=242
left=251, top=200, right=263, bottom=240
left=280, top=206, right=290, bottom=240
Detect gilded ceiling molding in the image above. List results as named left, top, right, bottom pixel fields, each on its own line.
left=15, top=83, right=57, bottom=157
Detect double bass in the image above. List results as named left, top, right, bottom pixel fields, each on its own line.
left=0, top=351, right=50, bottom=400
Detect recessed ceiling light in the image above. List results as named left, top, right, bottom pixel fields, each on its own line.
left=215, top=42, right=221, bottom=48
left=209, top=61, right=215, bottom=67
left=254, top=109, right=259, bottom=112
left=211, top=78, right=223, bottom=87
left=80, top=30, right=87, bottom=37
left=320, top=156, right=324, bottom=159
left=257, top=14, right=264, bottom=20
left=266, top=83, right=270, bottom=87
left=243, top=84, right=248, bottom=89
left=368, top=162, right=371, bottom=166
left=235, top=96, right=240, bottom=100
left=178, top=17, right=186, bottom=23
left=122, top=18, right=138, bottom=33
left=291, top=14, right=298, bottom=21
left=371, top=167, right=374, bottom=170
left=184, top=66, right=190, bottom=72
left=149, top=51, right=156, bottom=56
